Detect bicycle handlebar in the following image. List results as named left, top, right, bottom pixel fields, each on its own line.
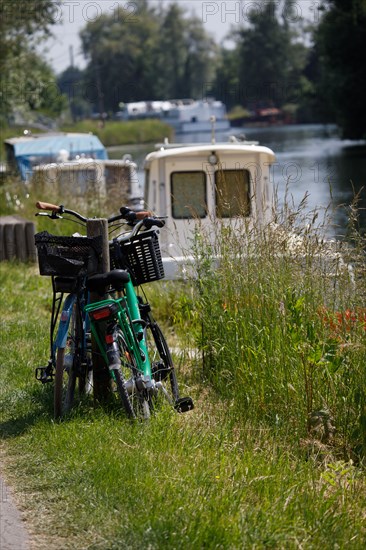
left=36, top=201, right=62, bottom=212
left=35, top=201, right=165, bottom=230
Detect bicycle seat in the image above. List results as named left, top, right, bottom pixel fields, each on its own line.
left=87, top=269, right=130, bottom=293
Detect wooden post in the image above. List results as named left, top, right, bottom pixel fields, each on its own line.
left=87, top=218, right=112, bottom=403
left=0, top=216, right=36, bottom=262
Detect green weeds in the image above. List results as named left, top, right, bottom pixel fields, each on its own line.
left=184, top=204, right=366, bottom=462
left=0, top=198, right=365, bottom=548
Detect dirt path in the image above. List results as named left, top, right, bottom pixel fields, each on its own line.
left=0, top=474, right=30, bottom=550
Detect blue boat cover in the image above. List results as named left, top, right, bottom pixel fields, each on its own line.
left=6, top=133, right=108, bottom=181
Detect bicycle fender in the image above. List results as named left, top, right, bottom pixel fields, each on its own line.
left=55, top=294, right=77, bottom=349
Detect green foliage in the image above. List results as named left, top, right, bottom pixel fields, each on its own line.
left=0, top=1, right=64, bottom=123
left=57, top=66, right=92, bottom=121
left=60, top=119, right=173, bottom=146
left=215, top=0, right=309, bottom=110
left=314, top=0, right=366, bottom=138
left=185, top=207, right=366, bottom=458
left=79, top=1, right=216, bottom=111
left=0, top=259, right=366, bottom=548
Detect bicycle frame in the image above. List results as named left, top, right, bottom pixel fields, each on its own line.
left=36, top=277, right=90, bottom=383
left=85, top=277, right=152, bottom=380
left=35, top=201, right=193, bottom=417
left=53, top=291, right=90, bottom=357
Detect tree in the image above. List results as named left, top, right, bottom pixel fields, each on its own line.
left=81, top=1, right=159, bottom=111
left=0, top=1, right=64, bottom=123
left=229, top=1, right=308, bottom=110
left=80, top=1, right=217, bottom=111
left=57, top=66, right=92, bottom=121
left=314, top=0, right=366, bottom=138
left=210, top=47, right=241, bottom=110
left=154, top=4, right=216, bottom=99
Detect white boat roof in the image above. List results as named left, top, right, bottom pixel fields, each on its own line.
left=145, top=141, right=276, bottom=166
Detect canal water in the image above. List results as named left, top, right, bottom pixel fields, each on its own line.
left=109, top=124, right=366, bottom=237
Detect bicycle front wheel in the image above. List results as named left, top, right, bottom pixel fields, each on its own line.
left=54, top=303, right=91, bottom=419
left=145, top=321, right=180, bottom=408
left=115, top=329, right=151, bottom=420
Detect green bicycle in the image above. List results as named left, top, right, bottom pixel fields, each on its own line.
left=35, top=201, right=194, bottom=419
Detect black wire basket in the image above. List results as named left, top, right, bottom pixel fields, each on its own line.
left=111, top=229, right=165, bottom=286
left=35, top=231, right=103, bottom=277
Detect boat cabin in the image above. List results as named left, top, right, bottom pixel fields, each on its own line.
left=5, top=132, right=107, bottom=182
left=31, top=155, right=141, bottom=206
left=144, top=139, right=276, bottom=279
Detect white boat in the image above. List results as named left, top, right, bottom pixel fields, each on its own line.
left=143, top=135, right=353, bottom=282
left=162, top=99, right=231, bottom=134
left=5, top=132, right=108, bottom=182
left=4, top=131, right=143, bottom=206
left=31, top=152, right=143, bottom=207
left=115, top=98, right=231, bottom=134
left=143, top=136, right=276, bottom=279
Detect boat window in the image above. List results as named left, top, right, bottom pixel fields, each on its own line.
left=215, top=169, right=251, bottom=218
left=171, top=171, right=206, bottom=219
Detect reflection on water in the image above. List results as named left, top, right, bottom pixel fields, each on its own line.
left=239, top=124, right=366, bottom=237
left=108, top=124, right=366, bottom=236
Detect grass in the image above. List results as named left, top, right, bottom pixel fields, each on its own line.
left=1, top=195, right=366, bottom=548
left=60, top=119, right=174, bottom=147
left=182, top=201, right=366, bottom=459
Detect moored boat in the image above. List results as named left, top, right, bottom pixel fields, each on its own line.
left=143, top=136, right=276, bottom=279
left=142, top=135, right=353, bottom=282
left=4, top=132, right=143, bottom=206
left=115, top=98, right=231, bottom=134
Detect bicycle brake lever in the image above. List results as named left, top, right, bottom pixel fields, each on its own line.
left=35, top=212, right=62, bottom=219
left=143, top=218, right=165, bottom=230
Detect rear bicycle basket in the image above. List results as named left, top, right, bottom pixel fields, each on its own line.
left=111, top=229, right=164, bottom=285
left=35, top=231, right=103, bottom=277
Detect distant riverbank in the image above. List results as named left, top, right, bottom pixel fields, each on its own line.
left=60, top=119, right=174, bottom=147
left=0, top=119, right=174, bottom=161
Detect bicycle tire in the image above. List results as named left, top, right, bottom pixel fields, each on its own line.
left=145, top=321, right=180, bottom=407
left=54, top=302, right=91, bottom=418
left=115, top=329, right=151, bottom=420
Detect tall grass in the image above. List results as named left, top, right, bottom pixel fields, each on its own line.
left=182, top=199, right=366, bottom=460
left=0, top=194, right=365, bottom=548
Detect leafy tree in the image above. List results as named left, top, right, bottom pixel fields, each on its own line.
left=228, top=0, right=308, bottom=110
left=154, top=4, right=187, bottom=99
left=81, top=1, right=159, bottom=111
left=0, top=0, right=64, bottom=123
left=314, top=0, right=366, bottom=138
left=177, top=12, right=218, bottom=99
left=80, top=1, right=217, bottom=111
left=210, top=48, right=241, bottom=110
left=154, top=4, right=216, bottom=99
left=57, top=66, right=92, bottom=121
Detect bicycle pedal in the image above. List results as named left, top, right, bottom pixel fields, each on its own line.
left=35, top=366, right=54, bottom=383
left=174, top=396, right=194, bottom=413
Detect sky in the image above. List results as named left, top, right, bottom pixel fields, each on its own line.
left=41, top=0, right=317, bottom=74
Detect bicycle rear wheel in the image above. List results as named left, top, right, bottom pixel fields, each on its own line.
left=54, top=303, right=92, bottom=418
left=115, top=329, right=151, bottom=420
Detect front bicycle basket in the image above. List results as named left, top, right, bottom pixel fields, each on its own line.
left=111, top=229, right=164, bottom=285
left=35, top=231, right=103, bottom=277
